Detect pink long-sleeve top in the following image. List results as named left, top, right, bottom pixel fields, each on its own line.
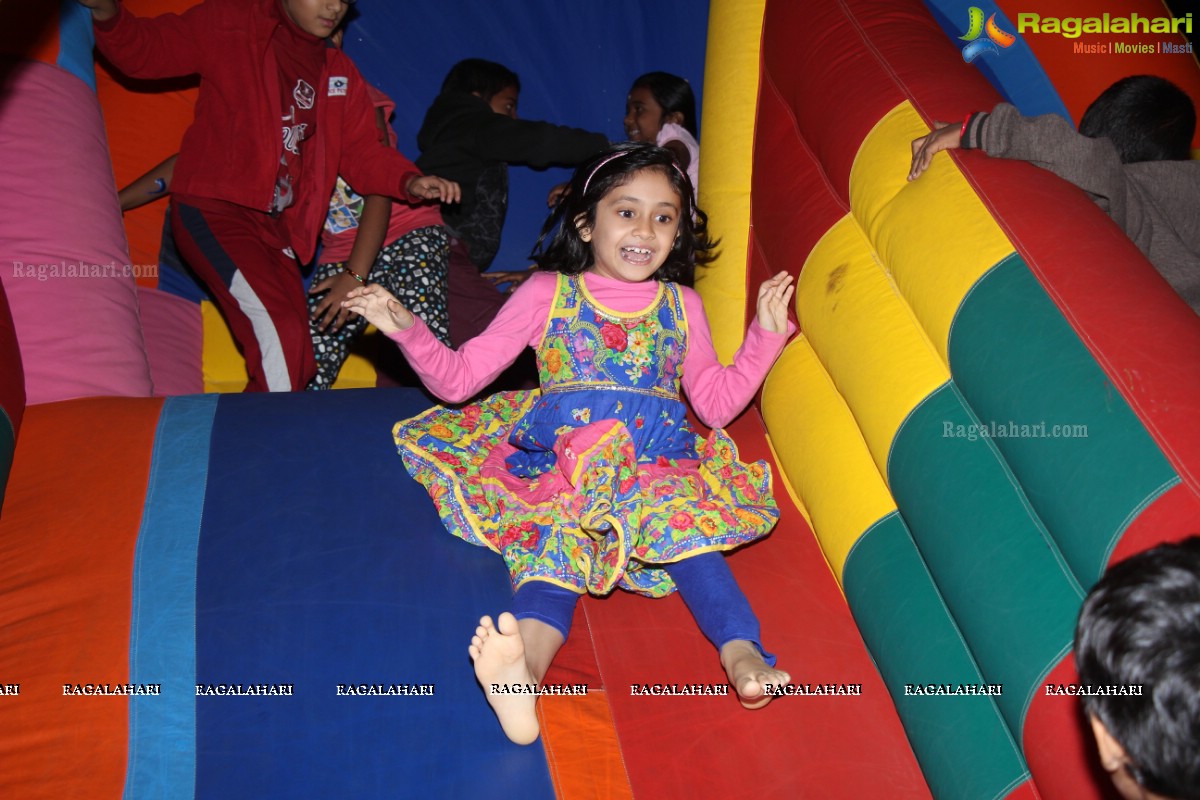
left=387, top=271, right=795, bottom=429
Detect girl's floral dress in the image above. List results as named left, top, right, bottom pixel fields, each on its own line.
left=394, top=273, right=778, bottom=598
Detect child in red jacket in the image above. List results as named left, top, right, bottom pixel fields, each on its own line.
left=80, top=0, right=460, bottom=391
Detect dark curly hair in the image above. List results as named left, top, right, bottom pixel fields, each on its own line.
left=1079, top=75, right=1195, bottom=163
left=438, top=58, right=520, bottom=101
left=1075, top=536, right=1200, bottom=800
left=531, top=142, right=715, bottom=286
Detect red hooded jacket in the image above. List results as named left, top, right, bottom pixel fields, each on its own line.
left=94, top=0, right=425, bottom=264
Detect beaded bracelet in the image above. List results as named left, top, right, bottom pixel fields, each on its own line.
left=342, top=266, right=365, bottom=283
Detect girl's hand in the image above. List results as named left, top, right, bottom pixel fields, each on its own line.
left=546, top=182, right=569, bottom=207
left=908, top=121, right=959, bottom=181
left=78, top=0, right=118, bottom=21
left=309, top=270, right=365, bottom=332
left=755, top=271, right=794, bottom=335
left=483, top=265, right=536, bottom=294
left=406, top=175, right=461, bottom=205
left=341, top=284, right=414, bottom=335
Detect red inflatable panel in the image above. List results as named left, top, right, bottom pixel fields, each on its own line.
left=584, top=412, right=930, bottom=799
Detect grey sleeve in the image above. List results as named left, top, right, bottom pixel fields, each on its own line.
left=964, top=103, right=1129, bottom=224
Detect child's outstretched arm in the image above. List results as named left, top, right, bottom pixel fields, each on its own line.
left=342, top=273, right=556, bottom=404
left=959, top=105, right=1126, bottom=205
left=482, top=265, right=537, bottom=295
left=119, top=154, right=177, bottom=213
left=314, top=105, right=406, bottom=333
left=661, top=138, right=692, bottom=174
left=83, top=0, right=210, bottom=79
left=909, top=107, right=1126, bottom=205
left=908, top=121, right=959, bottom=181
left=311, top=193, right=392, bottom=332
left=405, top=175, right=462, bottom=205
left=342, top=284, right=414, bottom=334
left=337, top=77, right=462, bottom=209
left=681, top=271, right=796, bottom=429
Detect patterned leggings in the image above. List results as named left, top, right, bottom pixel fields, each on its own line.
left=308, top=225, right=450, bottom=390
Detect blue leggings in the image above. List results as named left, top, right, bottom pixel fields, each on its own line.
left=511, top=552, right=774, bottom=665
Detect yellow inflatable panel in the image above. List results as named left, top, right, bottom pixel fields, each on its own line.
left=201, top=300, right=249, bottom=394
left=694, top=0, right=767, bottom=362
left=763, top=435, right=813, bottom=532
left=851, top=102, right=1013, bottom=364
left=761, top=335, right=896, bottom=582
left=332, top=331, right=383, bottom=390
left=200, top=300, right=378, bottom=393
left=796, top=216, right=950, bottom=474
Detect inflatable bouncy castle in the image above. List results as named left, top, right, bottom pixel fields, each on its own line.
left=1, top=0, right=1197, bottom=797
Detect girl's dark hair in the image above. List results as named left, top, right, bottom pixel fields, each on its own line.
left=439, top=58, right=520, bottom=101
left=531, top=142, right=715, bottom=286
left=631, top=71, right=697, bottom=136
left=1079, top=75, right=1195, bottom=163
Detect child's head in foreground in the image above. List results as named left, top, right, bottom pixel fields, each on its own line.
left=1079, top=75, right=1196, bottom=163
left=533, top=142, right=713, bottom=285
left=1074, top=535, right=1200, bottom=800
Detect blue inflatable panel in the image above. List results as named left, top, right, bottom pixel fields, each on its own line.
left=56, top=0, right=97, bottom=90
left=126, top=395, right=219, bottom=800
left=194, top=388, right=555, bottom=799
left=922, top=0, right=1073, bottom=121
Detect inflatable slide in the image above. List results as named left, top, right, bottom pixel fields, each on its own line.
left=1, top=0, right=1197, bottom=797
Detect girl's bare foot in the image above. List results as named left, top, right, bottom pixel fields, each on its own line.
left=720, top=639, right=791, bottom=709
left=469, top=612, right=540, bottom=744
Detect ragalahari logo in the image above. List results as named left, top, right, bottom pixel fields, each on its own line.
left=960, top=6, right=1017, bottom=62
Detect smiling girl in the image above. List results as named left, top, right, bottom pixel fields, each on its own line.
left=625, top=71, right=700, bottom=191
left=344, top=142, right=796, bottom=744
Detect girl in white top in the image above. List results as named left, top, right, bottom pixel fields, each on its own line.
left=624, top=71, right=700, bottom=191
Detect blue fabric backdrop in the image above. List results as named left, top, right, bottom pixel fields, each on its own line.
left=342, top=0, right=711, bottom=273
